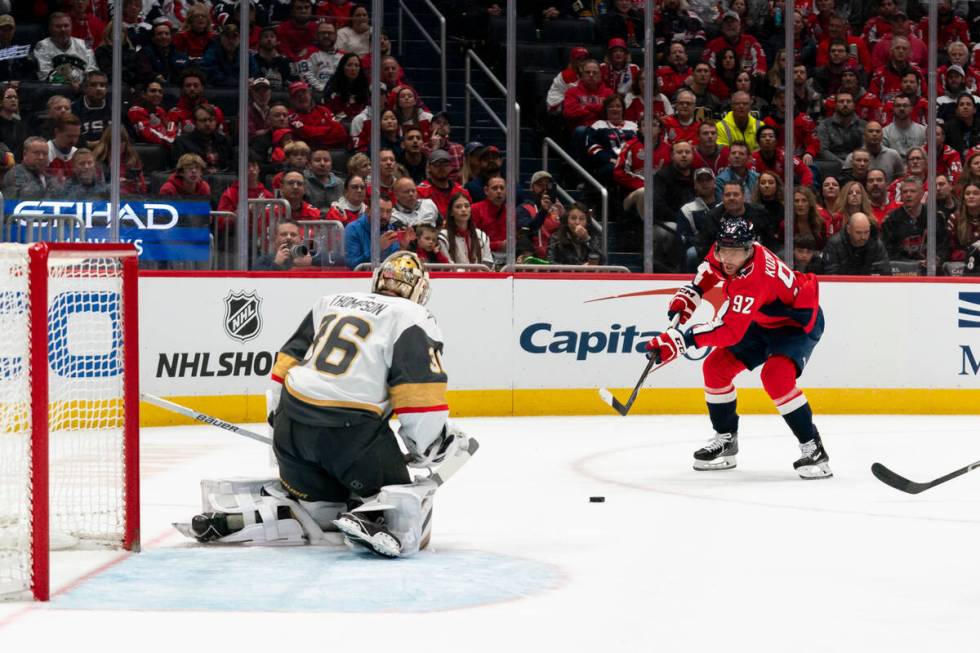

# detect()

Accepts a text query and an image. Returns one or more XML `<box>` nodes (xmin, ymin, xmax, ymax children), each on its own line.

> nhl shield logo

<box><xmin>224</xmin><ymin>291</ymin><xmax>263</xmax><ymax>343</ymax></box>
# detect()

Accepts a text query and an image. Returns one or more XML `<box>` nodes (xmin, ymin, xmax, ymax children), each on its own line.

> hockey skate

<box><xmin>173</xmin><ymin>512</ymin><xmax>237</xmax><ymax>543</ymax></box>
<box><xmin>693</xmin><ymin>432</ymin><xmax>738</xmax><ymax>470</ymax></box>
<box><xmin>333</xmin><ymin>511</ymin><xmax>402</xmax><ymax>558</ymax></box>
<box><xmin>794</xmin><ymin>435</ymin><xmax>833</xmax><ymax>479</ymax></box>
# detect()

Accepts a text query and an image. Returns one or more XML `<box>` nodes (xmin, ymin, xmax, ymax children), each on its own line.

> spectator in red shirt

<box><xmin>281</xmin><ymin>169</ymin><xmax>325</xmax><ymax>220</ymax></box>
<box><xmin>656</xmin><ymin>42</ymin><xmax>691</xmax><ymax>102</ymax></box>
<box><xmin>325</xmin><ymin>175</ymin><xmax>367</xmax><ymax>224</ymax></box>
<box><xmin>68</xmin><ymin>0</ymin><xmax>105</xmax><ymax>49</ymax></box>
<box><xmin>160</xmin><ymin>153</ymin><xmax>210</xmax><ymax>198</ymax></box>
<box><xmin>276</xmin><ymin>0</ymin><xmax>318</xmax><ymax>62</ymax></box>
<box><xmin>814</xmin><ymin>13</ymin><xmax>870</xmax><ymax>72</ymax></box>
<box><xmin>866</xmin><ymin>168</ymin><xmax>896</xmax><ymax>226</ymax></box>
<box><xmin>216</xmin><ymin>156</ymin><xmax>273</xmax><ymax>232</ymax></box>
<box><xmin>871</xmin><ymin>15</ymin><xmax>927</xmax><ymax>72</ymax></box>
<box><xmin>412</xmin><ymin>223</ymin><xmax>450</xmax><ymax>264</ymax></box>
<box><xmin>752</xmin><ymin>124</ymin><xmax>814</xmax><ymax>189</ymax></box>
<box><xmin>288</xmin><ymin>80</ymin><xmax>348</xmax><ymax>150</ymax></box>
<box><xmin>614</xmin><ymin>116</ymin><xmax>672</xmax><ymax>193</ymax></box>
<box><xmin>323</xmin><ymin>53</ymin><xmax>369</xmax><ymax>123</ymax></box>
<box><xmin>417</xmin><ymin>149</ymin><xmax>469</xmax><ymax>219</ymax></box>
<box><xmin>471</xmin><ymin>175</ymin><xmax>508</xmax><ymax>252</ymax></box>
<box><xmin>692</xmin><ymin>121</ymin><xmax>730</xmax><ymax>174</ymax></box>
<box><xmin>173</xmin><ymin>4</ymin><xmax>213</xmax><ymax>59</ymax></box>
<box><xmin>600</xmin><ymin>38</ymin><xmax>640</xmax><ymax>96</ymax></box>
<box><xmin>861</xmin><ymin>0</ymin><xmax>900</xmax><ymax>49</ymax></box>
<box><xmin>919</xmin><ymin>0</ymin><xmax>969</xmax><ymax>54</ymax></box>
<box><xmin>702</xmin><ymin>11</ymin><xmax>767</xmax><ymax>79</ymax></box>
<box><xmin>563</xmin><ymin>60</ymin><xmax>613</xmax><ymax>131</ymax></box>
<box><xmin>317</xmin><ymin>0</ymin><xmax>355</xmax><ymax>27</ymax></box>
<box><xmin>128</xmin><ymin>81</ymin><xmax>177</xmax><ymax>147</ymax></box>
<box><xmin>167</xmin><ymin>68</ymin><xmax>227</xmax><ymax>137</ymax></box>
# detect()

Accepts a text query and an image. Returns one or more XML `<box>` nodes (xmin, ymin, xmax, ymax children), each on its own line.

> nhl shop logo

<box><xmin>223</xmin><ymin>291</ymin><xmax>263</xmax><ymax>343</ymax></box>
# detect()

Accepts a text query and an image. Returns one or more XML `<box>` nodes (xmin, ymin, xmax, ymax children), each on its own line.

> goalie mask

<box><xmin>372</xmin><ymin>251</ymin><xmax>431</xmax><ymax>305</ymax></box>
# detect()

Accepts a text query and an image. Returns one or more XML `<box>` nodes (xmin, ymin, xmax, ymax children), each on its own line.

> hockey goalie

<box><xmin>175</xmin><ymin>252</ymin><xmax>478</xmax><ymax>557</ymax></box>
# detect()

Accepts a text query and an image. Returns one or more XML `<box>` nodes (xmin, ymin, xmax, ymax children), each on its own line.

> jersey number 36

<box><xmin>307</xmin><ymin>314</ymin><xmax>372</xmax><ymax>376</ymax></box>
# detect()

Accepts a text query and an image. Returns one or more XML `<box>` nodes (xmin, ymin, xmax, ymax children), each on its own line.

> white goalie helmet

<box><xmin>372</xmin><ymin>251</ymin><xmax>431</xmax><ymax>305</ymax></box>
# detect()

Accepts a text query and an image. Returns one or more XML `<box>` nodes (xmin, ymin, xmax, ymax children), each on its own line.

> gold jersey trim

<box><xmin>389</xmin><ymin>382</ymin><xmax>449</xmax><ymax>410</ymax></box>
<box><xmin>272</xmin><ymin>352</ymin><xmax>301</xmax><ymax>379</ymax></box>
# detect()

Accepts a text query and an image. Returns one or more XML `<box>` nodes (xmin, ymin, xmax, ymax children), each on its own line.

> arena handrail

<box><xmin>398</xmin><ymin>0</ymin><xmax>447</xmax><ymax>112</ymax></box>
<box><xmin>354</xmin><ymin>262</ymin><xmax>493</xmax><ymax>272</ymax></box>
<box><xmin>541</xmin><ymin>137</ymin><xmax>609</xmax><ymax>259</ymax></box>
<box><xmin>464</xmin><ymin>50</ymin><xmax>520</xmax><ymax>143</ymax></box>
<box><xmin>499</xmin><ymin>263</ymin><xmax>629</xmax><ymax>273</ymax></box>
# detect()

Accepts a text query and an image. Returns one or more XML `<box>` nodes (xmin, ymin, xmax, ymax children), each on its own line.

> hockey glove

<box><xmin>646</xmin><ymin>327</ymin><xmax>687</xmax><ymax>364</ymax></box>
<box><xmin>667</xmin><ymin>284</ymin><xmax>702</xmax><ymax>326</ymax></box>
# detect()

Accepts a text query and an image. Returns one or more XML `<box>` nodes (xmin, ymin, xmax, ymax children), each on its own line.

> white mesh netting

<box><xmin>0</xmin><ymin>244</ymin><xmax>131</xmax><ymax>599</ymax></box>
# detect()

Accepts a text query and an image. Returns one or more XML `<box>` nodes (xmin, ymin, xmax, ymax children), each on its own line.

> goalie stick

<box><xmin>871</xmin><ymin>460</ymin><xmax>980</xmax><ymax>495</ymax></box>
<box><xmin>598</xmin><ymin>316</ymin><xmax>679</xmax><ymax>416</ymax></box>
<box><xmin>140</xmin><ymin>393</ymin><xmax>475</xmax><ymax>487</ymax></box>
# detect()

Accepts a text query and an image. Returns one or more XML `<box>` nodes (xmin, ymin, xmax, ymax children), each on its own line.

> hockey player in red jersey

<box><xmin>646</xmin><ymin>211</ymin><xmax>831</xmax><ymax>479</ymax></box>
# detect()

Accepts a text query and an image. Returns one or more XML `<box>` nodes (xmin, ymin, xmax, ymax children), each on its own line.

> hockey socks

<box><xmin>705</xmin><ymin>384</ymin><xmax>739</xmax><ymax>435</ymax></box>
<box><xmin>761</xmin><ymin>356</ymin><xmax>817</xmax><ymax>443</ymax></box>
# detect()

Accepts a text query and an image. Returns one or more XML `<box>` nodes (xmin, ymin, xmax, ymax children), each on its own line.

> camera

<box><xmin>289</xmin><ymin>244</ymin><xmax>309</xmax><ymax>258</ymax></box>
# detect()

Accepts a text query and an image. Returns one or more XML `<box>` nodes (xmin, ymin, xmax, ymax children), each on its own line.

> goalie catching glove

<box><xmin>667</xmin><ymin>284</ymin><xmax>702</xmax><ymax>326</ymax></box>
<box><xmin>646</xmin><ymin>327</ymin><xmax>688</xmax><ymax>364</ymax></box>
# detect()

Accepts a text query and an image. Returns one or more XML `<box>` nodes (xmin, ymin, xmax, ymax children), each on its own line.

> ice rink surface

<box><xmin>2</xmin><ymin>414</ymin><xmax>979</xmax><ymax>652</ymax></box>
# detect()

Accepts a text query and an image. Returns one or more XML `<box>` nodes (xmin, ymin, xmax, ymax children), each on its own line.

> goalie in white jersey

<box><xmin>179</xmin><ymin>252</ymin><xmax>476</xmax><ymax>557</ymax></box>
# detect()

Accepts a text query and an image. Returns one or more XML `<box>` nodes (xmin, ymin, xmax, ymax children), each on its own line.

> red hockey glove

<box><xmin>645</xmin><ymin>327</ymin><xmax>687</xmax><ymax>364</ymax></box>
<box><xmin>667</xmin><ymin>284</ymin><xmax>702</xmax><ymax>326</ymax></box>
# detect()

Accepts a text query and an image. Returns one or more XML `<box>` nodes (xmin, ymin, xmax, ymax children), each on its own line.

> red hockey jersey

<box><xmin>688</xmin><ymin>243</ymin><xmax>820</xmax><ymax>349</ymax></box>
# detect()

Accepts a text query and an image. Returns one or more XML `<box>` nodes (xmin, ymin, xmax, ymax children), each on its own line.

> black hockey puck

<box><xmin>589</xmin><ymin>496</ymin><xmax>605</xmax><ymax>503</ymax></box>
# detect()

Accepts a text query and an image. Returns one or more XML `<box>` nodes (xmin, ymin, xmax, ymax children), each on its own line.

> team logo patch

<box><xmin>223</xmin><ymin>291</ymin><xmax>263</xmax><ymax>342</ymax></box>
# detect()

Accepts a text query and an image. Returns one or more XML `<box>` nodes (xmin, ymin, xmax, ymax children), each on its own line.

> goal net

<box><xmin>0</xmin><ymin>243</ymin><xmax>139</xmax><ymax>601</ymax></box>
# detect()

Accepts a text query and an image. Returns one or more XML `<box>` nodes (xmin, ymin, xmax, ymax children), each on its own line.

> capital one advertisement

<box><xmin>138</xmin><ymin>275</ymin><xmax>980</xmax><ymax>414</ymax></box>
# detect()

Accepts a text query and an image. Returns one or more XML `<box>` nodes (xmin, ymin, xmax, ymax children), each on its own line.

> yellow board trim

<box><xmin>139</xmin><ymin>388</ymin><xmax>980</xmax><ymax>427</ymax></box>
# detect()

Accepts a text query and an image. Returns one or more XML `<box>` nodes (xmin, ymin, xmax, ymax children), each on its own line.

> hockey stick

<box><xmin>141</xmin><ymin>393</ymin><xmax>272</xmax><ymax>445</ymax></box>
<box><xmin>871</xmin><ymin>460</ymin><xmax>980</xmax><ymax>495</ymax></box>
<box><xmin>598</xmin><ymin>316</ymin><xmax>679</xmax><ymax>416</ymax></box>
<box><xmin>141</xmin><ymin>393</ymin><xmax>476</xmax><ymax>485</ymax></box>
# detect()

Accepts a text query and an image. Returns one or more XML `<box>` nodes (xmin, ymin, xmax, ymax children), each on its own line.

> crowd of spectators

<box><xmin>1</xmin><ymin>1</ymin><xmax>979</xmax><ymax>274</ymax></box>
<box><xmin>492</xmin><ymin>0</ymin><xmax>980</xmax><ymax>274</ymax></box>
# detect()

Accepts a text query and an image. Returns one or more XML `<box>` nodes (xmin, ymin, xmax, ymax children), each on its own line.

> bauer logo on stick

<box><xmin>223</xmin><ymin>291</ymin><xmax>263</xmax><ymax>343</ymax></box>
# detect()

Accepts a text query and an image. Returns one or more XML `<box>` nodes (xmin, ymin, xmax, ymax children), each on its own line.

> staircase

<box><xmin>385</xmin><ymin>3</ymin><xmax>640</xmax><ymax>270</ymax></box>
<box><xmin>384</xmin><ymin>2</ymin><xmax>541</xmax><ymax>183</ymax></box>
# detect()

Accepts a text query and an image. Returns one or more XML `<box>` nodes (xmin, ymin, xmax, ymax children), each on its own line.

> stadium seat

<box><xmin>133</xmin><ymin>144</ymin><xmax>169</xmax><ymax>173</ymax></box>
<box><xmin>207</xmin><ymin>173</ymin><xmax>237</xmax><ymax>207</ymax></box>
<box><xmin>488</xmin><ymin>17</ymin><xmax>535</xmax><ymax>43</ymax></box>
<box><xmin>330</xmin><ymin>149</ymin><xmax>350</xmax><ymax>177</ymax></box>
<box><xmin>510</xmin><ymin>43</ymin><xmax>562</xmax><ymax>71</ymax></box>
<box><xmin>12</xmin><ymin>23</ymin><xmax>44</xmax><ymax>47</ymax></box>
<box><xmin>541</xmin><ymin>19</ymin><xmax>595</xmax><ymax>45</ymax></box>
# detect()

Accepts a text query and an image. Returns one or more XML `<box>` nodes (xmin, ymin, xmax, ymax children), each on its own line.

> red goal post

<box><xmin>0</xmin><ymin>243</ymin><xmax>140</xmax><ymax>602</ymax></box>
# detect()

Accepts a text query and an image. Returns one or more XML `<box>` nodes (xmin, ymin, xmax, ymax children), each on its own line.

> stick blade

<box><xmin>871</xmin><ymin>462</ymin><xmax>928</xmax><ymax>494</ymax></box>
<box><xmin>598</xmin><ymin>388</ymin><xmax>629</xmax><ymax>416</ymax></box>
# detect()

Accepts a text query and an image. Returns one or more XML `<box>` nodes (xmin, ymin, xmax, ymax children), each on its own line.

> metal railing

<box><xmin>500</xmin><ymin>263</ymin><xmax>630</xmax><ymax>273</ymax></box>
<box><xmin>541</xmin><ymin>137</ymin><xmax>609</xmax><ymax>258</ymax></box>
<box><xmin>464</xmin><ymin>49</ymin><xmax>520</xmax><ymax>143</ymax></box>
<box><xmin>210</xmin><ymin>210</ymin><xmax>235</xmax><ymax>270</ymax></box>
<box><xmin>3</xmin><ymin>214</ymin><xmax>86</xmax><ymax>243</ymax></box>
<box><xmin>247</xmin><ymin>198</ymin><xmax>291</xmax><ymax>268</ymax></box>
<box><xmin>398</xmin><ymin>0</ymin><xmax>447</xmax><ymax>112</ymax></box>
<box><xmin>354</xmin><ymin>262</ymin><xmax>492</xmax><ymax>272</ymax></box>
<box><xmin>297</xmin><ymin>219</ymin><xmax>347</xmax><ymax>268</ymax></box>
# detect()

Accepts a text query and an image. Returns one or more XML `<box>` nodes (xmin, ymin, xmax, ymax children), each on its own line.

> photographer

<box><xmin>253</xmin><ymin>219</ymin><xmax>318</xmax><ymax>271</ymax></box>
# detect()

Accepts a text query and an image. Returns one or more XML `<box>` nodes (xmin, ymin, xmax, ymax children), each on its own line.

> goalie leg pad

<box><xmin>347</xmin><ymin>480</ymin><xmax>437</xmax><ymax>557</ymax></box>
<box><xmin>174</xmin><ymin>478</ymin><xmax>345</xmax><ymax>546</ymax></box>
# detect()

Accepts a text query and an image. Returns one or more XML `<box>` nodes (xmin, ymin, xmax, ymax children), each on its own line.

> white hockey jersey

<box><xmin>272</xmin><ymin>291</ymin><xmax>448</xmax><ymax>450</ymax></box>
